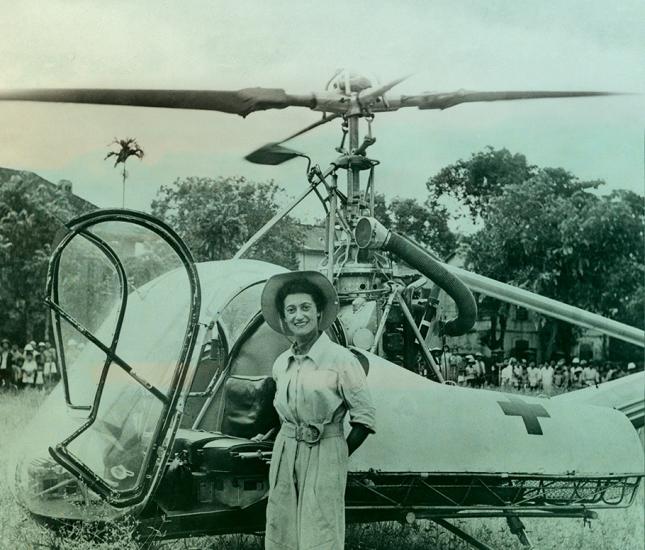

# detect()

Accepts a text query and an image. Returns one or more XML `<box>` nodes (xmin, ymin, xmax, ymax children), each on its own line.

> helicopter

<box><xmin>2</xmin><ymin>72</ymin><xmax>644</xmax><ymax>550</ymax></box>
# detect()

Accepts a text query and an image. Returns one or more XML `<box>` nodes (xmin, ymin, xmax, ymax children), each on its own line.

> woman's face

<box><xmin>283</xmin><ymin>292</ymin><xmax>319</xmax><ymax>338</ymax></box>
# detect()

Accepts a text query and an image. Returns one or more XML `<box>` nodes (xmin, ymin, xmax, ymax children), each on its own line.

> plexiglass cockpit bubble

<box><xmin>12</xmin><ymin>213</ymin><xmax>201</xmax><ymax>519</ymax></box>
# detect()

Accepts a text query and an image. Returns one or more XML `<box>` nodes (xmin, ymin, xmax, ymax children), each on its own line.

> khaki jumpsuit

<box><xmin>266</xmin><ymin>333</ymin><xmax>375</xmax><ymax>550</ymax></box>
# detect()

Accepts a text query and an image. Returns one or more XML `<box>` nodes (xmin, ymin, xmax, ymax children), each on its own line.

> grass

<box><xmin>1</xmin><ymin>388</ymin><xmax>642</xmax><ymax>550</ymax></box>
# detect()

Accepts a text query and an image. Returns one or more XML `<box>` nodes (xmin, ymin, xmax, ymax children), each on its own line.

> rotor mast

<box><xmin>348</xmin><ymin>115</ymin><xmax>361</xmax><ymax>219</ymax></box>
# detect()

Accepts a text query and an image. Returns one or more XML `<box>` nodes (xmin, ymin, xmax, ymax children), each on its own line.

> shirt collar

<box><xmin>288</xmin><ymin>331</ymin><xmax>331</xmax><ymax>366</ymax></box>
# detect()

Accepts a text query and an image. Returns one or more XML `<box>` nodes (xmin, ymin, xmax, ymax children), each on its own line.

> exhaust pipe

<box><xmin>355</xmin><ymin>217</ymin><xmax>477</xmax><ymax>337</ymax></box>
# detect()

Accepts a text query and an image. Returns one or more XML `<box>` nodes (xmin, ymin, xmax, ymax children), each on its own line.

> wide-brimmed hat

<box><xmin>261</xmin><ymin>271</ymin><xmax>339</xmax><ymax>335</ymax></box>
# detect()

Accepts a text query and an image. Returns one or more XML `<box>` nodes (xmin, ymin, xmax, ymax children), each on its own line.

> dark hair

<box><xmin>275</xmin><ymin>279</ymin><xmax>326</xmax><ymax>318</ymax></box>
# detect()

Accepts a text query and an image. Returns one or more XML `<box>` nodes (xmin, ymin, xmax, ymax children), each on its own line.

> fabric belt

<box><xmin>281</xmin><ymin>422</ymin><xmax>343</xmax><ymax>445</ymax></box>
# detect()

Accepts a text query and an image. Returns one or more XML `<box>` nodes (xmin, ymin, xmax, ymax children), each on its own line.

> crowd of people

<box><xmin>0</xmin><ymin>337</ymin><xmax>59</xmax><ymax>391</ymax></box>
<box><xmin>439</xmin><ymin>352</ymin><xmax>639</xmax><ymax>395</ymax></box>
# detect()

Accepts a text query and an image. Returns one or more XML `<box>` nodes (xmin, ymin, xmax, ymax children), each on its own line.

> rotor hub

<box><xmin>329</xmin><ymin>71</ymin><xmax>373</xmax><ymax>96</ymax></box>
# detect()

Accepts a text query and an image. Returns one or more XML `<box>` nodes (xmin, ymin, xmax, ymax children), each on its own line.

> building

<box><xmin>0</xmin><ymin>167</ymin><xmax>96</xmax><ymax>215</ymax></box>
<box><xmin>0</xmin><ymin>167</ymin><xmax>97</xmax><ymax>343</ymax></box>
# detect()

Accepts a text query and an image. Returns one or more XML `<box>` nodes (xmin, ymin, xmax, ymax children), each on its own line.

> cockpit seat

<box><xmin>221</xmin><ymin>375</ymin><xmax>279</xmax><ymax>440</ymax></box>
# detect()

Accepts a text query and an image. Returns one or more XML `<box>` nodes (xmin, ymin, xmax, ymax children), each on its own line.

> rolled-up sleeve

<box><xmin>338</xmin><ymin>355</ymin><xmax>376</xmax><ymax>434</ymax></box>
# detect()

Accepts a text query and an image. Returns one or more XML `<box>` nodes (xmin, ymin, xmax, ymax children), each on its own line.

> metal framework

<box><xmin>44</xmin><ymin>209</ymin><xmax>203</xmax><ymax>508</ymax></box>
<box><xmin>346</xmin><ymin>472</ymin><xmax>642</xmax><ymax>515</ymax></box>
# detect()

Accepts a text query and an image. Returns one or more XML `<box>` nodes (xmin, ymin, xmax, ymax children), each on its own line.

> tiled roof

<box><xmin>0</xmin><ymin>167</ymin><xmax>97</xmax><ymax>215</ymax></box>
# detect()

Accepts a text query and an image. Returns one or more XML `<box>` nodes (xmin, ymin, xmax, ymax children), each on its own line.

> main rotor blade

<box><xmin>399</xmin><ymin>89</ymin><xmax>623</xmax><ymax>110</ymax></box>
<box><xmin>0</xmin><ymin>88</ymin><xmax>314</xmax><ymax>117</ymax></box>
<box><xmin>245</xmin><ymin>113</ymin><xmax>339</xmax><ymax>165</ymax></box>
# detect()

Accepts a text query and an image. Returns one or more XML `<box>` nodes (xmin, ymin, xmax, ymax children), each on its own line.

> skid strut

<box><xmin>505</xmin><ymin>513</ymin><xmax>533</xmax><ymax>548</ymax></box>
<box><xmin>433</xmin><ymin>515</ymin><xmax>534</xmax><ymax>550</ymax></box>
<box><xmin>432</xmin><ymin>519</ymin><xmax>496</xmax><ymax>550</ymax></box>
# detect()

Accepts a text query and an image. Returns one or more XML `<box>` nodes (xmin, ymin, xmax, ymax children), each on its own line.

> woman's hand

<box><xmin>250</xmin><ymin>427</ymin><xmax>277</xmax><ymax>442</ymax></box>
<box><xmin>346</xmin><ymin>424</ymin><xmax>372</xmax><ymax>456</ymax></box>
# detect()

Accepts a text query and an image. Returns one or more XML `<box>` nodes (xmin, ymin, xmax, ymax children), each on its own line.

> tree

<box><xmin>150</xmin><ymin>176</ymin><xmax>303</xmax><ymax>268</ymax></box>
<box><xmin>426</xmin><ymin>146</ymin><xmax>602</xmax><ymax>221</ymax></box>
<box><xmin>0</xmin><ymin>173</ymin><xmax>76</xmax><ymax>343</ymax></box>
<box><xmin>105</xmin><ymin>138</ymin><xmax>144</xmax><ymax>208</ymax></box>
<box><xmin>465</xmin><ymin>175</ymin><xmax>644</xmax><ymax>359</ymax></box>
<box><xmin>373</xmin><ymin>194</ymin><xmax>457</xmax><ymax>259</ymax></box>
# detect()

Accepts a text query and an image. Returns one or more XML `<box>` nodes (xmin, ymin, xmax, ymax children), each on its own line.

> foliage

<box><xmin>427</xmin><ymin>146</ymin><xmax>602</xmax><ymax>221</ymax></box>
<box><xmin>151</xmin><ymin>176</ymin><xmax>304</xmax><ymax>269</ymax></box>
<box><xmin>105</xmin><ymin>138</ymin><xmax>145</xmax><ymax>168</ymax></box>
<box><xmin>426</xmin><ymin>146</ymin><xmax>642</xmax><ymax>359</ymax></box>
<box><xmin>374</xmin><ymin>193</ymin><xmax>457</xmax><ymax>259</ymax></box>
<box><xmin>0</xmin><ymin>172</ymin><xmax>76</xmax><ymax>343</ymax></box>
<box><xmin>105</xmin><ymin>137</ymin><xmax>145</xmax><ymax>208</ymax></box>
<box><xmin>465</xmin><ymin>176</ymin><xmax>644</xmax><ymax>357</ymax></box>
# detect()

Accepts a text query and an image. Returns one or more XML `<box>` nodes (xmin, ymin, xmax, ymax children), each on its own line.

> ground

<box><xmin>1</xmin><ymin>388</ymin><xmax>642</xmax><ymax>550</ymax></box>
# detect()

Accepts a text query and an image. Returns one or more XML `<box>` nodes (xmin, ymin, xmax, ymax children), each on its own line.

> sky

<box><xmin>0</xmin><ymin>0</ymin><xmax>643</xmax><ymax>228</ymax></box>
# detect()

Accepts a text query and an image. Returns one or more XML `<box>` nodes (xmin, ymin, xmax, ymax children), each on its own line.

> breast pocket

<box><xmin>300</xmin><ymin>368</ymin><xmax>341</xmax><ymax>423</ymax></box>
<box><xmin>301</xmin><ymin>368</ymin><xmax>338</xmax><ymax>395</ymax></box>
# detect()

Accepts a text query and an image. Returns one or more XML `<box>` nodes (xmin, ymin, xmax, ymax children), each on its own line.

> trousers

<box><xmin>265</xmin><ymin>423</ymin><xmax>348</xmax><ymax>549</ymax></box>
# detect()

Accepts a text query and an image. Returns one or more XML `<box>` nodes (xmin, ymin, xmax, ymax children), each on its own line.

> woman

<box><xmin>258</xmin><ymin>271</ymin><xmax>376</xmax><ymax>550</ymax></box>
<box><xmin>21</xmin><ymin>345</ymin><xmax>37</xmax><ymax>387</ymax></box>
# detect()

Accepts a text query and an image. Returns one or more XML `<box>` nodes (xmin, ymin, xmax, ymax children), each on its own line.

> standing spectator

<box><xmin>13</xmin><ymin>355</ymin><xmax>25</xmax><ymax>388</ymax></box>
<box><xmin>520</xmin><ymin>359</ymin><xmax>530</xmax><ymax>389</ymax></box>
<box><xmin>614</xmin><ymin>363</ymin><xmax>627</xmax><ymax>379</ymax></box>
<box><xmin>512</xmin><ymin>358</ymin><xmax>523</xmax><ymax>390</ymax></box>
<box><xmin>541</xmin><ymin>362</ymin><xmax>555</xmax><ymax>395</ymax></box>
<box><xmin>553</xmin><ymin>359</ymin><xmax>568</xmax><ymax>390</ymax></box>
<box><xmin>10</xmin><ymin>344</ymin><xmax>23</xmax><ymax>385</ymax></box>
<box><xmin>464</xmin><ymin>355</ymin><xmax>476</xmax><ymax>387</ymax></box>
<box><xmin>455</xmin><ymin>355</ymin><xmax>466</xmax><ymax>386</ymax></box>
<box><xmin>602</xmin><ymin>362</ymin><xmax>618</xmax><ymax>382</ymax></box>
<box><xmin>592</xmin><ymin>361</ymin><xmax>601</xmax><ymax>384</ymax></box>
<box><xmin>10</xmin><ymin>342</ymin><xmax>21</xmax><ymax>362</ymax></box>
<box><xmin>474</xmin><ymin>353</ymin><xmax>486</xmax><ymax>387</ymax></box>
<box><xmin>22</xmin><ymin>345</ymin><xmax>37</xmax><ymax>387</ymax></box>
<box><xmin>527</xmin><ymin>361</ymin><xmax>541</xmax><ymax>391</ymax></box>
<box><xmin>570</xmin><ymin>357</ymin><xmax>580</xmax><ymax>387</ymax></box>
<box><xmin>570</xmin><ymin>358</ymin><xmax>583</xmax><ymax>389</ymax></box>
<box><xmin>0</xmin><ymin>338</ymin><xmax>13</xmax><ymax>388</ymax></box>
<box><xmin>34</xmin><ymin>351</ymin><xmax>45</xmax><ymax>390</ymax></box>
<box><xmin>43</xmin><ymin>341</ymin><xmax>58</xmax><ymax>386</ymax></box>
<box><xmin>581</xmin><ymin>360</ymin><xmax>593</xmax><ymax>386</ymax></box>
<box><xmin>489</xmin><ymin>361</ymin><xmax>500</xmax><ymax>387</ymax></box>
<box><xmin>500</xmin><ymin>360</ymin><xmax>513</xmax><ymax>388</ymax></box>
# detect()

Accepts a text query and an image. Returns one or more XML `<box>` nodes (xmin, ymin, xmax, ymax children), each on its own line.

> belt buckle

<box><xmin>296</xmin><ymin>424</ymin><xmax>321</xmax><ymax>445</ymax></box>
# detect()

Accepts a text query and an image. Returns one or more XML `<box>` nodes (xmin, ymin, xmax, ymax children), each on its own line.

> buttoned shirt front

<box><xmin>272</xmin><ymin>332</ymin><xmax>375</xmax><ymax>434</ymax></box>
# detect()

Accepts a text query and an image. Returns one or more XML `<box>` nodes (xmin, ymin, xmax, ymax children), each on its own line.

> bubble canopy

<box><xmin>43</xmin><ymin>209</ymin><xmax>202</xmax><ymax>508</ymax></box>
